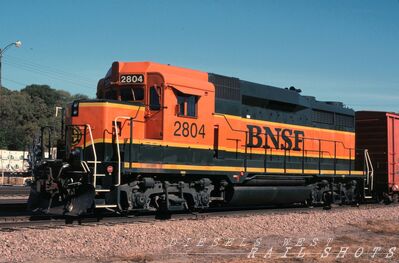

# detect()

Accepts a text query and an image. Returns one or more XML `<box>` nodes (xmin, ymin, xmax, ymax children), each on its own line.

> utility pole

<box><xmin>0</xmin><ymin>40</ymin><xmax>22</xmax><ymax>89</ymax></box>
<box><xmin>0</xmin><ymin>41</ymin><xmax>22</xmax><ymax>143</ymax></box>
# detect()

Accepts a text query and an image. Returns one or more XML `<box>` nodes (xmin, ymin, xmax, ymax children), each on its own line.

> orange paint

<box><xmin>69</xmin><ymin>61</ymin><xmax>355</xmax><ymax>162</ymax></box>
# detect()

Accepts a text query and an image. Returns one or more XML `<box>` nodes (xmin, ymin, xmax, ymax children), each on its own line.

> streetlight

<box><xmin>0</xmin><ymin>41</ymin><xmax>21</xmax><ymax>179</ymax></box>
<box><xmin>0</xmin><ymin>40</ymin><xmax>22</xmax><ymax>90</ymax></box>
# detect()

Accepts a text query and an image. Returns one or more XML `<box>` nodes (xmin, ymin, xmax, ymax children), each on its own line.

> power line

<box><xmin>2</xmin><ymin>54</ymin><xmax>103</xmax><ymax>91</ymax></box>
<box><xmin>1</xmin><ymin>77</ymin><xmax>29</xmax><ymax>87</ymax></box>
<box><xmin>3</xmin><ymin>61</ymin><xmax>95</xmax><ymax>90</ymax></box>
<box><xmin>5</xmin><ymin>54</ymin><xmax>98</xmax><ymax>83</ymax></box>
<box><xmin>3</xmin><ymin>58</ymin><xmax>94</xmax><ymax>86</ymax></box>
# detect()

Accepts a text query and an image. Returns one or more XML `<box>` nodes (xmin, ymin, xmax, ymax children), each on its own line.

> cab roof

<box><xmin>111</xmin><ymin>61</ymin><xmax>214</xmax><ymax>92</ymax></box>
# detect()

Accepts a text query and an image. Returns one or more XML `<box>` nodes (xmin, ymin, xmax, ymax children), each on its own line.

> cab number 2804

<box><xmin>174</xmin><ymin>121</ymin><xmax>205</xmax><ymax>138</ymax></box>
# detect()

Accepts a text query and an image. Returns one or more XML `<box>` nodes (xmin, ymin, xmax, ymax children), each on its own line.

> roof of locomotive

<box><xmin>107</xmin><ymin>61</ymin><xmax>353</xmax><ymax>116</ymax></box>
<box><xmin>208</xmin><ymin>71</ymin><xmax>354</xmax><ymax>116</ymax></box>
<box><xmin>110</xmin><ymin>61</ymin><xmax>214</xmax><ymax>92</ymax></box>
<box><xmin>239</xmin><ymin>79</ymin><xmax>354</xmax><ymax>115</ymax></box>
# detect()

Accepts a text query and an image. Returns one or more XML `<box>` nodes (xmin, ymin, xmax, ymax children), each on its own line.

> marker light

<box><xmin>106</xmin><ymin>165</ymin><xmax>114</xmax><ymax>175</ymax></box>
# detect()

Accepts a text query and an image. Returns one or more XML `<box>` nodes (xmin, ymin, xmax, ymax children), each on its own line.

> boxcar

<box><xmin>356</xmin><ymin>111</ymin><xmax>399</xmax><ymax>201</ymax></box>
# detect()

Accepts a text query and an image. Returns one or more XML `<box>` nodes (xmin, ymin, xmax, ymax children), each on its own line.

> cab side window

<box><xmin>187</xmin><ymin>96</ymin><xmax>197</xmax><ymax>117</ymax></box>
<box><xmin>176</xmin><ymin>92</ymin><xmax>198</xmax><ymax>117</ymax></box>
<box><xmin>177</xmin><ymin>95</ymin><xmax>185</xmax><ymax>115</ymax></box>
<box><xmin>149</xmin><ymin>86</ymin><xmax>161</xmax><ymax>110</ymax></box>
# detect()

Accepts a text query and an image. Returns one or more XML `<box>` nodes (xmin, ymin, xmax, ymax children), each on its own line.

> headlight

<box><xmin>70</xmin><ymin>148</ymin><xmax>82</xmax><ymax>161</ymax></box>
<box><xmin>71</xmin><ymin>101</ymin><xmax>79</xmax><ymax>116</ymax></box>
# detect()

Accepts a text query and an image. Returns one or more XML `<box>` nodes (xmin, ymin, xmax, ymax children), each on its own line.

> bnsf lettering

<box><xmin>247</xmin><ymin>125</ymin><xmax>305</xmax><ymax>151</ymax></box>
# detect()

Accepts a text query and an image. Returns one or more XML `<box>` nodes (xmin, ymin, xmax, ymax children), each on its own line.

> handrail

<box><xmin>86</xmin><ymin>124</ymin><xmax>98</xmax><ymax>185</ymax></box>
<box><xmin>214</xmin><ymin>113</ymin><xmax>354</xmax><ymax>151</ymax></box>
<box><xmin>214</xmin><ymin>112</ymin><xmax>359</xmax><ymax>175</ymax></box>
<box><xmin>114</xmin><ymin>116</ymin><xmax>132</xmax><ymax>187</ymax></box>
<box><xmin>364</xmin><ymin>149</ymin><xmax>374</xmax><ymax>191</ymax></box>
<box><xmin>64</xmin><ymin>124</ymin><xmax>98</xmax><ymax>184</ymax></box>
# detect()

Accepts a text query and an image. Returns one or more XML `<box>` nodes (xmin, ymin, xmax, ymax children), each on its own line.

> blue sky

<box><xmin>1</xmin><ymin>0</ymin><xmax>398</xmax><ymax>111</ymax></box>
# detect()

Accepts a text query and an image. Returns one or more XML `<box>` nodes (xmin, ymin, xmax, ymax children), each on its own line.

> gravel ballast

<box><xmin>0</xmin><ymin>205</ymin><xmax>398</xmax><ymax>262</ymax></box>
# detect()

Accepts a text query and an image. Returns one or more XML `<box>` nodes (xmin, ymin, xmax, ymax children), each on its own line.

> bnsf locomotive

<box><xmin>29</xmin><ymin>61</ymin><xmax>391</xmax><ymax>215</ymax></box>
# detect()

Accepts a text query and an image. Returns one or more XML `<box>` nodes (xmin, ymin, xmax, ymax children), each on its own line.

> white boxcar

<box><xmin>0</xmin><ymin>150</ymin><xmax>30</xmax><ymax>175</ymax></box>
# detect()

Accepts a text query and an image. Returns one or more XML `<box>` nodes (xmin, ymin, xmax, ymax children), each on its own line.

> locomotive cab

<box><xmin>30</xmin><ymin>62</ymin><xmax>217</xmax><ymax>215</ymax></box>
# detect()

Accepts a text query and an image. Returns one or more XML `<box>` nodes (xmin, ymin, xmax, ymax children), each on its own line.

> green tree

<box><xmin>0</xmin><ymin>85</ymin><xmax>90</xmax><ymax>150</ymax></box>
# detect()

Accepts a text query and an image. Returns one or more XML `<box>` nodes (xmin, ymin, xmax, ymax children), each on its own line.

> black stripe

<box><xmin>82</xmin><ymin>142</ymin><xmax>354</xmax><ymax>173</ymax></box>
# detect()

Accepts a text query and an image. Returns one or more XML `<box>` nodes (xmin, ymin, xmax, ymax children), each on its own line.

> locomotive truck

<box><xmin>29</xmin><ymin>61</ymin><xmax>379</xmax><ymax>215</ymax></box>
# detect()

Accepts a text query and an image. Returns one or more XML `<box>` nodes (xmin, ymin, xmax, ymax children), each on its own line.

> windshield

<box><xmin>120</xmin><ymin>86</ymin><xmax>144</xmax><ymax>101</ymax></box>
<box><xmin>105</xmin><ymin>89</ymin><xmax>118</xmax><ymax>100</ymax></box>
<box><xmin>103</xmin><ymin>85</ymin><xmax>145</xmax><ymax>101</ymax></box>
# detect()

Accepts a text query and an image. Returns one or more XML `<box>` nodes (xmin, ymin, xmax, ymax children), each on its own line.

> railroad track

<box><xmin>0</xmin><ymin>186</ymin><xmax>30</xmax><ymax>219</ymax></box>
<box><xmin>1</xmin><ymin>203</ymin><xmax>393</xmax><ymax>232</ymax></box>
<box><xmin>0</xmin><ymin>198</ymin><xmax>28</xmax><ymax>205</ymax></box>
<box><xmin>0</xmin><ymin>204</ymin><xmax>314</xmax><ymax>231</ymax></box>
<box><xmin>0</xmin><ymin>186</ymin><xmax>30</xmax><ymax>196</ymax></box>
<box><xmin>0</xmin><ymin>201</ymin><xmax>28</xmax><ymax>214</ymax></box>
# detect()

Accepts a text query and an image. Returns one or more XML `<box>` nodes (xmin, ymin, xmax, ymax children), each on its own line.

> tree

<box><xmin>0</xmin><ymin>84</ymin><xmax>91</xmax><ymax>150</ymax></box>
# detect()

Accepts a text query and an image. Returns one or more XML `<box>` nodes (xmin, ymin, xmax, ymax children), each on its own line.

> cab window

<box><xmin>149</xmin><ymin>86</ymin><xmax>161</xmax><ymax>110</ymax></box>
<box><xmin>187</xmin><ymin>96</ymin><xmax>196</xmax><ymax>116</ymax></box>
<box><xmin>176</xmin><ymin>92</ymin><xmax>198</xmax><ymax>117</ymax></box>
<box><xmin>105</xmin><ymin>89</ymin><xmax>118</xmax><ymax>100</ymax></box>
<box><xmin>177</xmin><ymin>96</ymin><xmax>185</xmax><ymax>115</ymax></box>
<box><xmin>120</xmin><ymin>86</ymin><xmax>144</xmax><ymax>101</ymax></box>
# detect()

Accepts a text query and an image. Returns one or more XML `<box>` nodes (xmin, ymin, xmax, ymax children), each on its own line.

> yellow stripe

<box><xmin>89</xmin><ymin>138</ymin><xmax>212</xmax><ymax>150</ymax></box>
<box><xmin>124</xmin><ymin>162</ymin><xmax>364</xmax><ymax>176</ymax></box>
<box><xmin>217</xmin><ymin>145</ymin><xmax>354</xmax><ymax>160</ymax></box>
<box><xmin>85</xmin><ymin>138</ymin><xmax>354</xmax><ymax>160</ymax></box>
<box><xmin>86</xmin><ymin>138</ymin><xmax>353</xmax><ymax>160</ymax></box>
<box><xmin>215</xmin><ymin>114</ymin><xmax>355</xmax><ymax>135</ymax></box>
<box><xmin>79</xmin><ymin>102</ymin><xmax>145</xmax><ymax>111</ymax></box>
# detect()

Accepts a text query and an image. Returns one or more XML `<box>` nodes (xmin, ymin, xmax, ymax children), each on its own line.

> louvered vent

<box><xmin>208</xmin><ymin>73</ymin><xmax>241</xmax><ymax>101</ymax></box>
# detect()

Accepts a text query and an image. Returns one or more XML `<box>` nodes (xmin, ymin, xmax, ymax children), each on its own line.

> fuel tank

<box><xmin>227</xmin><ymin>186</ymin><xmax>311</xmax><ymax>206</ymax></box>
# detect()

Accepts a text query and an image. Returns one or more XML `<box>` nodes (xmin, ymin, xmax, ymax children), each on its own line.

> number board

<box><xmin>174</xmin><ymin>121</ymin><xmax>205</xmax><ymax>139</ymax></box>
<box><xmin>120</xmin><ymin>74</ymin><xmax>145</xmax><ymax>84</ymax></box>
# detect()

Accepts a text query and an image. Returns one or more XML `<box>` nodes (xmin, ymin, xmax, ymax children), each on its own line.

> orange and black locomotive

<box><xmin>29</xmin><ymin>61</ymin><xmax>372</xmax><ymax>215</ymax></box>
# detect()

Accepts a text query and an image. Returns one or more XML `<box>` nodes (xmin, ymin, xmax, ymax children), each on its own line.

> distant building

<box><xmin>0</xmin><ymin>150</ymin><xmax>30</xmax><ymax>176</ymax></box>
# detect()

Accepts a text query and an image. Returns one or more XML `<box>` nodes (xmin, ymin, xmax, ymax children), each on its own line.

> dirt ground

<box><xmin>2</xmin><ymin>205</ymin><xmax>398</xmax><ymax>263</ymax></box>
<box><xmin>37</xmin><ymin>218</ymin><xmax>399</xmax><ymax>263</ymax></box>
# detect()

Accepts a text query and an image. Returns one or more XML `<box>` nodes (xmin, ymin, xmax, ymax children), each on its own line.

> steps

<box><xmin>82</xmin><ymin>124</ymin><xmax>122</xmax><ymax>210</ymax></box>
<box><xmin>363</xmin><ymin>150</ymin><xmax>374</xmax><ymax>200</ymax></box>
<box><xmin>84</xmin><ymin>158</ymin><xmax>117</xmax><ymax>209</ymax></box>
<box><xmin>88</xmin><ymin>161</ymin><xmax>116</xmax><ymax>209</ymax></box>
